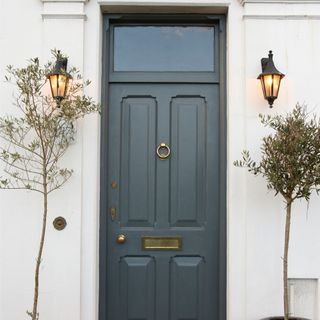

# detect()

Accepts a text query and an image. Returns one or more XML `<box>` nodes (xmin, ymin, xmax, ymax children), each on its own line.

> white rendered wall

<box><xmin>1</xmin><ymin>1</ymin><xmax>320</xmax><ymax>320</ymax></box>
<box><xmin>243</xmin><ymin>3</ymin><xmax>320</xmax><ymax>319</ymax></box>
<box><xmin>0</xmin><ymin>1</ymin><xmax>89</xmax><ymax>320</ymax></box>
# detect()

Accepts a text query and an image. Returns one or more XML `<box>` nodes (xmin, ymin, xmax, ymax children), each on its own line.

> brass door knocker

<box><xmin>156</xmin><ymin>143</ymin><xmax>171</xmax><ymax>160</ymax></box>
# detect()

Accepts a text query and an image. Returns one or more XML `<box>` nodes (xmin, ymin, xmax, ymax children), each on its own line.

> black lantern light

<box><xmin>258</xmin><ymin>50</ymin><xmax>285</xmax><ymax>108</ymax></box>
<box><xmin>47</xmin><ymin>51</ymin><xmax>71</xmax><ymax>105</ymax></box>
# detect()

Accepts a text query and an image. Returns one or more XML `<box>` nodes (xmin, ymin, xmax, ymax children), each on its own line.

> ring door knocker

<box><xmin>156</xmin><ymin>143</ymin><xmax>171</xmax><ymax>160</ymax></box>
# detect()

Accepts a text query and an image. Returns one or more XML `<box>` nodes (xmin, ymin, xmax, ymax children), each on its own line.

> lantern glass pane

<box><xmin>49</xmin><ymin>74</ymin><xmax>67</xmax><ymax>99</ymax></box>
<box><xmin>261</xmin><ymin>74</ymin><xmax>282</xmax><ymax>99</ymax></box>
<box><xmin>260</xmin><ymin>77</ymin><xmax>267</xmax><ymax>99</ymax></box>
<box><xmin>272</xmin><ymin>74</ymin><xmax>281</xmax><ymax>98</ymax></box>
<box><xmin>49</xmin><ymin>74</ymin><xmax>58</xmax><ymax>98</ymax></box>
<box><xmin>262</xmin><ymin>74</ymin><xmax>273</xmax><ymax>98</ymax></box>
<box><xmin>57</xmin><ymin>74</ymin><xmax>67</xmax><ymax>98</ymax></box>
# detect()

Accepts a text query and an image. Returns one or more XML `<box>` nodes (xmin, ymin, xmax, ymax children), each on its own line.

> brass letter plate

<box><xmin>141</xmin><ymin>236</ymin><xmax>182</xmax><ymax>251</ymax></box>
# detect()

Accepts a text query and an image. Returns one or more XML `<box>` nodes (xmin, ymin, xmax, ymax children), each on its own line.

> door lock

<box><xmin>110</xmin><ymin>207</ymin><xmax>116</xmax><ymax>221</ymax></box>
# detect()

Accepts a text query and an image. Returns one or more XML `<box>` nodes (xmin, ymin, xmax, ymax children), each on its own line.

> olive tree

<box><xmin>234</xmin><ymin>105</ymin><xmax>320</xmax><ymax>320</ymax></box>
<box><xmin>0</xmin><ymin>50</ymin><xmax>99</xmax><ymax>320</ymax></box>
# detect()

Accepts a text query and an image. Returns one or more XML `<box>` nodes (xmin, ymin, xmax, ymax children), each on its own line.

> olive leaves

<box><xmin>234</xmin><ymin>105</ymin><xmax>320</xmax><ymax>202</ymax></box>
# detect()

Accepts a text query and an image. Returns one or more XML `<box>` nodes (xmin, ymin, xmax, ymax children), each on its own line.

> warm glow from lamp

<box><xmin>48</xmin><ymin>74</ymin><xmax>69</xmax><ymax>101</ymax></box>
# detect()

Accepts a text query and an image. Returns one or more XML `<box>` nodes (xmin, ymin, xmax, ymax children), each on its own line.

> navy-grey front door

<box><xmin>101</xmin><ymin>17</ymin><xmax>226</xmax><ymax>320</ymax></box>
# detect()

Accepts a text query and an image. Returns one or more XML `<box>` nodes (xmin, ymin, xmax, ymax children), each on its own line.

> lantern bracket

<box><xmin>259</xmin><ymin>51</ymin><xmax>284</xmax><ymax>76</ymax></box>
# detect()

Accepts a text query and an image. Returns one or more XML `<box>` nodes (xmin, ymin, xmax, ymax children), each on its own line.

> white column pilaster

<box><xmin>40</xmin><ymin>2</ymin><xmax>89</xmax><ymax>320</ymax></box>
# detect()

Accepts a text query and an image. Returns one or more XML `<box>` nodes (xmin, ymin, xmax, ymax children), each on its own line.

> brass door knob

<box><xmin>117</xmin><ymin>234</ymin><xmax>126</xmax><ymax>244</ymax></box>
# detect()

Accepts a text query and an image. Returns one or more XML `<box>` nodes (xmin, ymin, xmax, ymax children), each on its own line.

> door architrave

<box><xmin>99</xmin><ymin>14</ymin><xmax>227</xmax><ymax>320</ymax></box>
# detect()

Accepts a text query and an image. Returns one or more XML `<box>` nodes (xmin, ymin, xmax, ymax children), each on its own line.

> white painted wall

<box><xmin>1</xmin><ymin>1</ymin><xmax>320</xmax><ymax>320</ymax></box>
<box><xmin>244</xmin><ymin>3</ymin><xmax>320</xmax><ymax>319</ymax></box>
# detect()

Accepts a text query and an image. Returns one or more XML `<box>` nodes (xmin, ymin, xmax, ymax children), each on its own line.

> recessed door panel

<box><xmin>120</xmin><ymin>97</ymin><xmax>157</xmax><ymax>227</ymax></box>
<box><xmin>119</xmin><ymin>256</ymin><xmax>156</xmax><ymax>320</ymax></box>
<box><xmin>170</xmin><ymin>96</ymin><xmax>206</xmax><ymax>227</ymax></box>
<box><xmin>170</xmin><ymin>256</ymin><xmax>205</xmax><ymax>320</ymax></box>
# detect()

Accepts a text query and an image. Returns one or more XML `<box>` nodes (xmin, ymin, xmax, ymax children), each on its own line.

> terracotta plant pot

<box><xmin>261</xmin><ymin>317</ymin><xmax>310</xmax><ymax>320</ymax></box>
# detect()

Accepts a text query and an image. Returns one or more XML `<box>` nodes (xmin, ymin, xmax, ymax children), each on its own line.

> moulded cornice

<box><xmin>41</xmin><ymin>0</ymin><xmax>88</xmax><ymax>19</ymax></box>
<box><xmin>239</xmin><ymin>0</ymin><xmax>320</xmax><ymax>5</ymax></box>
<box><xmin>41</xmin><ymin>0</ymin><xmax>88</xmax><ymax>3</ymax></box>
<box><xmin>97</xmin><ymin>0</ymin><xmax>230</xmax><ymax>5</ymax></box>
<box><xmin>41</xmin><ymin>13</ymin><xmax>87</xmax><ymax>19</ymax></box>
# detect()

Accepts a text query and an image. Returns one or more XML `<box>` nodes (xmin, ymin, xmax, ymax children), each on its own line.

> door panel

<box><xmin>170</xmin><ymin>256</ymin><xmax>205</xmax><ymax>320</ymax></box>
<box><xmin>120</xmin><ymin>96</ymin><xmax>157</xmax><ymax>227</ymax></box>
<box><xmin>106</xmin><ymin>83</ymin><xmax>220</xmax><ymax>320</ymax></box>
<box><xmin>119</xmin><ymin>256</ymin><xmax>156</xmax><ymax>320</ymax></box>
<box><xmin>170</xmin><ymin>96</ymin><xmax>206</xmax><ymax>227</ymax></box>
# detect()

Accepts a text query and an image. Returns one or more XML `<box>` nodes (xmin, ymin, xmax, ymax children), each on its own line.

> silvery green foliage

<box><xmin>234</xmin><ymin>105</ymin><xmax>320</xmax><ymax>201</ymax></box>
<box><xmin>0</xmin><ymin>50</ymin><xmax>100</xmax><ymax>194</ymax></box>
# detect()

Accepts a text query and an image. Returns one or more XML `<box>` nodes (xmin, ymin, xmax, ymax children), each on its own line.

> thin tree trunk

<box><xmin>31</xmin><ymin>176</ymin><xmax>48</xmax><ymax>320</ymax></box>
<box><xmin>283</xmin><ymin>199</ymin><xmax>292</xmax><ymax>320</ymax></box>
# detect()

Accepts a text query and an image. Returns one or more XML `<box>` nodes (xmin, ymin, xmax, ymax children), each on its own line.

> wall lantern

<box><xmin>258</xmin><ymin>50</ymin><xmax>285</xmax><ymax>108</ymax></box>
<box><xmin>46</xmin><ymin>51</ymin><xmax>71</xmax><ymax>105</ymax></box>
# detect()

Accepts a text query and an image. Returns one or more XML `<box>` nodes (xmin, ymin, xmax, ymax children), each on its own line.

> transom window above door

<box><xmin>113</xmin><ymin>26</ymin><xmax>215</xmax><ymax>72</ymax></box>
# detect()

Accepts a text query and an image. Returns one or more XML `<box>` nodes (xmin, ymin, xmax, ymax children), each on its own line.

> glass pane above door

<box><xmin>113</xmin><ymin>26</ymin><xmax>215</xmax><ymax>72</ymax></box>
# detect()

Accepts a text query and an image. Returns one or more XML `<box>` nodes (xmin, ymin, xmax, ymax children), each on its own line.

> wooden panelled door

<box><xmin>100</xmin><ymin>16</ymin><xmax>226</xmax><ymax>320</ymax></box>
